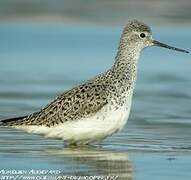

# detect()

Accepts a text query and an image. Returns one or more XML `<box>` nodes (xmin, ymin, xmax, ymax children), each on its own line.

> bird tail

<box><xmin>0</xmin><ymin>116</ymin><xmax>28</xmax><ymax>126</ymax></box>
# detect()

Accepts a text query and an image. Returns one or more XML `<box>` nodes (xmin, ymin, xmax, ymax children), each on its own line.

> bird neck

<box><xmin>111</xmin><ymin>37</ymin><xmax>141</xmax><ymax>87</ymax></box>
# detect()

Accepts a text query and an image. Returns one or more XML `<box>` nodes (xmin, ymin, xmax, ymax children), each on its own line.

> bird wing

<box><xmin>1</xmin><ymin>82</ymin><xmax>109</xmax><ymax>127</ymax></box>
<box><xmin>0</xmin><ymin>116</ymin><xmax>27</xmax><ymax>125</ymax></box>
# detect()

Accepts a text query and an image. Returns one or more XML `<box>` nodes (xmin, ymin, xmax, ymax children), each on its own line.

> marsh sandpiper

<box><xmin>0</xmin><ymin>20</ymin><xmax>189</xmax><ymax>146</ymax></box>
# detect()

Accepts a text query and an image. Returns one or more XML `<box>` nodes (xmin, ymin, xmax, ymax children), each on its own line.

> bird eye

<box><xmin>140</xmin><ymin>33</ymin><xmax>146</xmax><ymax>38</ymax></box>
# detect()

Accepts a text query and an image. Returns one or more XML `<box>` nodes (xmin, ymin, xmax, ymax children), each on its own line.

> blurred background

<box><xmin>0</xmin><ymin>1</ymin><xmax>191</xmax><ymax>180</ymax></box>
<box><xmin>0</xmin><ymin>0</ymin><xmax>191</xmax><ymax>25</ymax></box>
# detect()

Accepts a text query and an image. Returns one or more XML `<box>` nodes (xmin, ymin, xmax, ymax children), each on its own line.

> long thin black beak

<box><xmin>153</xmin><ymin>40</ymin><xmax>189</xmax><ymax>53</ymax></box>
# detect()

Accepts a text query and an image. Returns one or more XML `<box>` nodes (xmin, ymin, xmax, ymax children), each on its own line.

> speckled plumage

<box><xmin>1</xmin><ymin>20</ymin><xmax>187</xmax><ymax>144</ymax></box>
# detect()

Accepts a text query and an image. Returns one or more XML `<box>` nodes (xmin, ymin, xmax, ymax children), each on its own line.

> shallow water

<box><xmin>0</xmin><ymin>23</ymin><xmax>191</xmax><ymax>179</ymax></box>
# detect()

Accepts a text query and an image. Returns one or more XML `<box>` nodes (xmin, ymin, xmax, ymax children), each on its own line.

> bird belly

<box><xmin>13</xmin><ymin>104</ymin><xmax>131</xmax><ymax>144</ymax></box>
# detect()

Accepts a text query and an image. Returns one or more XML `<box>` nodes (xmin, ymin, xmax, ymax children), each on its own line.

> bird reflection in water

<box><xmin>43</xmin><ymin>147</ymin><xmax>133</xmax><ymax>180</ymax></box>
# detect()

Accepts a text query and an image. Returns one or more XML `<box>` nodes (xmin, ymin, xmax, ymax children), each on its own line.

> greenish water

<box><xmin>0</xmin><ymin>23</ymin><xmax>191</xmax><ymax>180</ymax></box>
